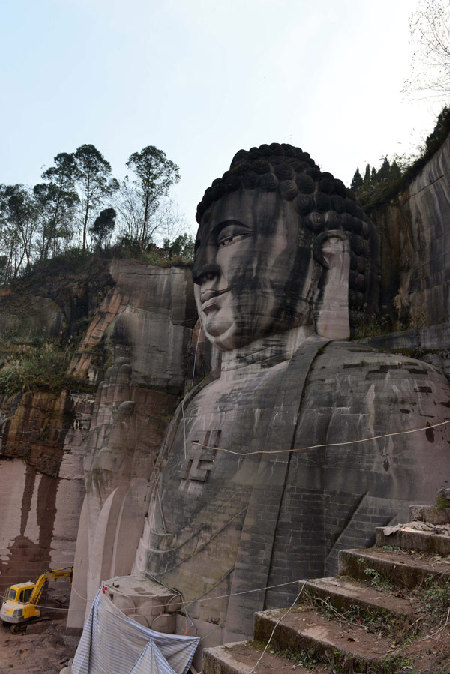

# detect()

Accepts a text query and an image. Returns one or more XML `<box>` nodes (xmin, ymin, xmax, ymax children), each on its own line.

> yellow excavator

<box><xmin>1</xmin><ymin>567</ymin><xmax>73</xmax><ymax>632</ymax></box>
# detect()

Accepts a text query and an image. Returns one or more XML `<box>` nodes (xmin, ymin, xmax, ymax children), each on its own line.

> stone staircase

<box><xmin>203</xmin><ymin>502</ymin><xmax>450</xmax><ymax>674</ymax></box>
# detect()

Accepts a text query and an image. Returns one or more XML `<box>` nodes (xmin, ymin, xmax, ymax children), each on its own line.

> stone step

<box><xmin>301</xmin><ymin>576</ymin><xmax>414</xmax><ymax>627</ymax></box>
<box><xmin>409</xmin><ymin>503</ymin><xmax>450</xmax><ymax>525</ymax></box>
<box><xmin>202</xmin><ymin>641</ymin><xmax>323</xmax><ymax>674</ymax></box>
<box><xmin>338</xmin><ymin>547</ymin><xmax>450</xmax><ymax>589</ymax></box>
<box><xmin>254</xmin><ymin>607</ymin><xmax>404</xmax><ymax>673</ymax></box>
<box><xmin>376</xmin><ymin>525</ymin><xmax>450</xmax><ymax>555</ymax></box>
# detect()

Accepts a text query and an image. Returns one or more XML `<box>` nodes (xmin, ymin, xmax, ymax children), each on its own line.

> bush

<box><xmin>0</xmin><ymin>343</ymin><xmax>70</xmax><ymax>394</ymax></box>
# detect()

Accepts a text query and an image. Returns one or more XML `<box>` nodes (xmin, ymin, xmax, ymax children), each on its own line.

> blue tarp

<box><xmin>72</xmin><ymin>590</ymin><xmax>199</xmax><ymax>674</ymax></box>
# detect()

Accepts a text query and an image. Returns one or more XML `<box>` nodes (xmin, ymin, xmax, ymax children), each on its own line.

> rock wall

<box><xmin>67</xmin><ymin>262</ymin><xmax>197</xmax><ymax>629</ymax></box>
<box><xmin>0</xmin><ymin>390</ymin><xmax>73</xmax><ymax>475</ymax></box>
<box><xmin>0</xmin><ymin>393</ymin><xmax>91</xmax><ymax>602</ymax></box>
<box><xmin>371</xmin><ymin>132</ymin><xmax>449</xmax><ymax>333</ymax></box>
<box><xmin>0</xmin><ymin>259</ymin><xmax>197</xmax><ymax>611</ymax></box>
<box><xmin>0</xmin><ymin>260</ymin><xmax>113</xmax><ymax>600</ymax></box>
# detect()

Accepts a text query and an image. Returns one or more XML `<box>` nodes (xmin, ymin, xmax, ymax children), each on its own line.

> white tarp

<box><xmin>72</xmin><ymin>590</ymin><xmax>199</xmax><ymax>674</ymax></box>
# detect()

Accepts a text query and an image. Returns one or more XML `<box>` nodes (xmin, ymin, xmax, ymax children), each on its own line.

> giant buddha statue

<box><xmin>138</xmin><ymin>143</ymin><xmax>449</xmax><ymax>647</ymax></box>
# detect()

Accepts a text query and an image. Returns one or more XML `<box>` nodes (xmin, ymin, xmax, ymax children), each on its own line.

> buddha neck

<box><xmin>219</xmin><ymin>324</ymin><xmax>320</xmax><ymax>376</ymax></box>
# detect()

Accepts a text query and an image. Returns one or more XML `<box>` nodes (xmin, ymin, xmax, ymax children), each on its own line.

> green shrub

<box><xmin>0</xmin><ymin>343</ymin><xmax>70</xmax><ymax>394</ymax></box>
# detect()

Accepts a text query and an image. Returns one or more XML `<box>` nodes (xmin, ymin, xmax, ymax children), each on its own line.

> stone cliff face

<box><xmin>66</xmin><ymin>262</ymin><xmax>197</xmax><ymax>628</ymax></box>
<box><xmin>129</xmin><ymin>139</ymin><xmax>449</xmax><ymax>660</ymax></box>
<box><xmin>371</xmin><ymin>132</ymin><xmax>449</xmax><ymax>331</ymax></box>
<box><xmin>0</xmin><ymin>260</ymin><xmax>197</xmax><ymax>609</ymax></box>
<box><xmin>0</xmin><ymin>391</ymin><xmax>73</xmax><ymax>475</ymax></box>
<box><xmin>0</xmin><ymin>260</ymin><xmax>113</xmax><ymax>599</ymax></box>
<box><xmin>0</xmin><ymin>386</ymin><xmax>91</xmax><ymax>599</ymax></box>
<box><xmin>0</xmin><ymin>133</ymin><xmax>448</xmax><ymax>648</ymax></box>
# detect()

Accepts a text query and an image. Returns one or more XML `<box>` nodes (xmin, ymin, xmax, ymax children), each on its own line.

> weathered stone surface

<box><xmin>370</xmin><ymin>132</ymin><xmax>450</xmax><ymax>330</ymax></box>
<box><xmin>50</xmin><ymin>395</ymin><xmax>94</xmax><ymax>578</ymax></box>
<box><xmin>409</xmin><ymin>503</ymin><xmax>450</xmax><ymax>524</ymax></box>
<box><xmin>0</xmin><ymin>394</ymin><xmax>92</xmax><ymax>601</ymax></box>
<box><xmin>67</xmin><ymin>262</ymin><xmax>196</xmax><ymax>628</ymax></box>
<box><xmin>69</xmin><ymin>260</ymin><xmax>197</xmax><ymax>387</ymax></box>
<box><xmin>0</xmin><ymin>288</ymin><xmax>64</xmax><ymax>340</ymax></box>
<box><xmin>205</xmin><ymin>505</ymin><xmax>450</xmax><ymax>674</ymax></box>
<box><xmin>338</xmin><ymin>547</ymin><xmax>450</xmax><ymax>587</ymax></box>
<box><xmin>102</xmin><ymin>575</ymin><xmax>179</xmax><ymax>632</ymax></box>
<box><xmin>362</xmin><ymin>322</ymin><xmax>450</xmax><ymax>352</ymax></box>
<box><xmin>0</xmin><ymin>256</ymin><xmax>114</xmax><ymax>342</ymax></box>
<box><xmin>376</xmin><ymin>523</ymin><xmax>450</xmax><ymax>554</ymax></box>
<box><xmin>303</xmin><ymin>575</ymin><xmax>414</xmax><ymax>620</ymax></box>
<box><xmin>254</xmin><ymin>607</ymin><xmax>396</xmax><ymax>671</ymax></box>
<box><xmin>136</xmin><ymin>143</ymin><xmax>449</xmax><ymax>652</ymax></box>
<box><xmin>0</xmin><ymin>390</ymin><xmax>73</xmax><ymax>475</ymax></box>
<box><xmin>0</xmin><ymin>261</ymin><xmax>116</xmax><ymax>604</ymax></box>
<box><xmin>203</xmin><ymin>641</ymin><xmax>319</xmax><ymax>674</ymax></box>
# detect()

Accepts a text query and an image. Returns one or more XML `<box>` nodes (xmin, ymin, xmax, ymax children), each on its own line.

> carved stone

<box><xmin>136</xmin><ymin>143</ymin><xmax>449</xmax><ymax>654</ymax></box>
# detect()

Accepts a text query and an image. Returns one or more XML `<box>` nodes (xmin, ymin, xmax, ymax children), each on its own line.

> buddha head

<box><xmin>193</xmin><ymin>143</ymin><xmax>377</xmax><ymax>351</ymax></box>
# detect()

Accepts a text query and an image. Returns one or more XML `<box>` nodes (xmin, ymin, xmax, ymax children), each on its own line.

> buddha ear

<box><xmin>313</xmin><ymin>230</ymin><xmax>350</xmax><ymax>340</ymax></box>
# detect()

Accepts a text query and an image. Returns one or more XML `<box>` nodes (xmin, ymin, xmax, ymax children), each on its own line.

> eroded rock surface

<box><xmin>67</xmin><ymin>262</ymin><xmax>197</xmax><ymax>628</ymax></box>
<box><xmin>371</xmin><ymin>132</ymin><xmax>449</xmax><ymax>329</ymax></box>
<box><xmin>134</xmin><ymin>143</ymin><xmax>449</xmax><ymax>652</ymax></box>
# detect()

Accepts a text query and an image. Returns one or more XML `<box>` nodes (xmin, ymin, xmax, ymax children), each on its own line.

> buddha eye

<box><xmin>217</xmin><ymin>222</ymin><xmax>250</xmax><ymax>248</ymax></box>
<box><xmin>218</xmin><ymin>234</ymin><xmax>236</xmax><ymax>247</ymax></box>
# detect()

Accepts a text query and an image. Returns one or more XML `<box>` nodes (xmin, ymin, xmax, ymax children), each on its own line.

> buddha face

<box><xmin>193</xmin><ymin>189</ymin><xmax>318</xmax><ymax>350</ymax></box>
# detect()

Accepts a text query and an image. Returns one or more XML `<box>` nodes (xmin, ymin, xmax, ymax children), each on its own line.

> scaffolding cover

<box><xmin>72</xmin><ymin>590</ymin><xmax>199</xmax><ymax>674</ymax></box>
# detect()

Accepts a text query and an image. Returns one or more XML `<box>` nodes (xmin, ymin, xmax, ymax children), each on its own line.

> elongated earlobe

<box><xmin>314</xmin><ymin>230</ymin><xmax>350</xmax><ymax>340</ymax></box>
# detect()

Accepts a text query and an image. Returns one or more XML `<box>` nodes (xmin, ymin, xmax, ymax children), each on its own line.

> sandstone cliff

<box><xmin>0</xmin><ymin>131</ymin><xmax>448</xmax><ymax>639</ymax></box>
<box><xmin>371</xmin><ymin>132</ymin><xmax>449</xmax><ymax>334</ymax></box>
<box><xmin>0</xmin><ymin>259</ymin><xmax>197</xmax><ymax>608</ymax></box>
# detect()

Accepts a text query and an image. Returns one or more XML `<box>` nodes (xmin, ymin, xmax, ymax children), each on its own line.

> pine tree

<box><xmin>390</xmin><ymin>161</ymin><xmax>401</xmax><ymax>180</ymax></box>
<box><xmin>378</xmin><ymin>157</ymin><xmax>391</xmax><ymax>182</ymax></box>
<box><xmin>351</xmin><ymin>168</ymin><xmax>363</xmax><ymax>192</ymax></box>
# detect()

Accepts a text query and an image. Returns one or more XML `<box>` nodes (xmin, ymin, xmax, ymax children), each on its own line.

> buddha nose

<box><xmin>192</xmin><ymin>242</ymin><xmax>220</xmax><ymax>285</ymax></box>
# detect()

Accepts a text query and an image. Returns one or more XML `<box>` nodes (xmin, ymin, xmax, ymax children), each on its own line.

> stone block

<box><xmin>409</xmin><ymin>504</ymin><xmax>450</xmax><ymax>524</ymax></box>
<box><xmin>132</xmin><ymin>614</ymin><xmax>149</xmax><ymax>628</ymax></box>
<box><xmin>150</xmin><ymin>612</ymin><xmax>176</xmax><ymax>633</ymax></box>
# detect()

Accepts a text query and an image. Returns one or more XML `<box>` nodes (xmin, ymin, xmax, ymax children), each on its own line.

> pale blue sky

<box><xmin>0</xmin><ymin>0</ymin><xmax>442</xmax><ymax>233</ymax></box>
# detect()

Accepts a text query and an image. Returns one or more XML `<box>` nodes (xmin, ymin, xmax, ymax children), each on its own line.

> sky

<box><xmin>0</xmin><ymin>0</ymin><xmax>444</xmax><ymax>235</ymax></box>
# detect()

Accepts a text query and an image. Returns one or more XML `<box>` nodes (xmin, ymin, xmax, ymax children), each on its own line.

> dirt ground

<box><xmin>0</xmin><ymin>615</ymin><xmax>78</xmax><ymax>674</ymax></box>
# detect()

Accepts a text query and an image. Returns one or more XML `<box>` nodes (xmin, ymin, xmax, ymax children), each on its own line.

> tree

<box><xmin>0</xmin><ymin>185</ymin><xmax>38</xmax><ymax>280</ymax></box>
<box><xmin>89</xmin><ymin>207</ymin><xmax>116</xmax><ymax>249</ymax></box>
<box><xmin>404</xmin><ymin>0</ymin><xmax>450</xmax><ymax>99</ymax></box>
<box><xmin>113</xmin><ymin>176</ymin><xmax>145</xmax><ymax>245</ymax></box>
<box><xmin>162</xmin><ymin>233</ymin><xmax>195</xmax><ymax>260</ymax></box>
<box><xmin>390</xmin><ymin>160</ymin><xmax>402</xmax><ymax>181</ymax></box>
<box><xmin>377</xmin><ymin>157</ymin><xmax>391</xmax><ymax>182</ymax></box>
<box><xmin>42</xmin><ymin>152</ymin><xmax>78</xmax><ymax>192</ymax></box>
<box><xmin>38</xmin><ymin>152</ymin><xmax>80</xmax><ymax>258</ymax></box>
<box><xmin>34</xmin><ymin>183</ymin><xmax>79</xmax><ymax>259</ymax></box>
<box><xmin>363</xmin><ymin>164</ymin><xmax>371</xmax><ymax>185</ymax></box>
<box><xmin>74</xmin><ymin>145</ymin><xmax>118</xmax><ymax>253</ymax></box>
<box><xmin>350</xmin><ymin>168</ymin><xmax>363</xmax><ymax>192</ymax></box>
<box><xmin>126</xmin><ymin>145</ymin><xmax>180</xmax><ymax>248</ymax></box>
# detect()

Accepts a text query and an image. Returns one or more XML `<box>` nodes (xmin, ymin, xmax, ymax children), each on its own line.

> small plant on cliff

<box><xmin>0</xmin><ymin>342</ymin><xmax>70</xmax><ymax>394</ymax></box>
<box><xmin>436</xmin><ymin>491</ymin><xmax>450</xmax><ymax>509</ymax></box>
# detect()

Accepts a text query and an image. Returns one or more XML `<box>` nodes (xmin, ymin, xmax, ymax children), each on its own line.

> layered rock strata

<box><xmin>67</xmin><ymin>262</ymin><xmax>197</xmax><ymax>629</ymax></box>
<box><xmin>371</xmin><ymin>132</ymin><xmax>449</xmax><ymax>332</ymax></box>
<box><xmin>130</xmin><ymin>142</ymin><xmax>450</xmax><ymax>655</ymax></box>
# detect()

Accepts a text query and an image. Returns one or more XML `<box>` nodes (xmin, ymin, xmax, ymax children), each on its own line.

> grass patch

<box><xmin>0</xmin><ymin>341</ymin><xmax>94</xmax><ymax>395</ymax></box>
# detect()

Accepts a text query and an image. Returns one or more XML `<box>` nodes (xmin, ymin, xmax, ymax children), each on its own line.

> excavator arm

<box><xmin>29</xmin><ymin>567</ymin><xmax>73</xmax><ymax>605</ymax></box>
<box><xmin>29</xmin><ymin>574</ymin><xmax>48</xmax><ymax>606</ymax></box>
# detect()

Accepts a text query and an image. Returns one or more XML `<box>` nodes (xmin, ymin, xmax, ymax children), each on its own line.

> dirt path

<box><xmin>0</xmin><ymin>616</ymin><xmax>78</xmax><ymax>674</ymax></box>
